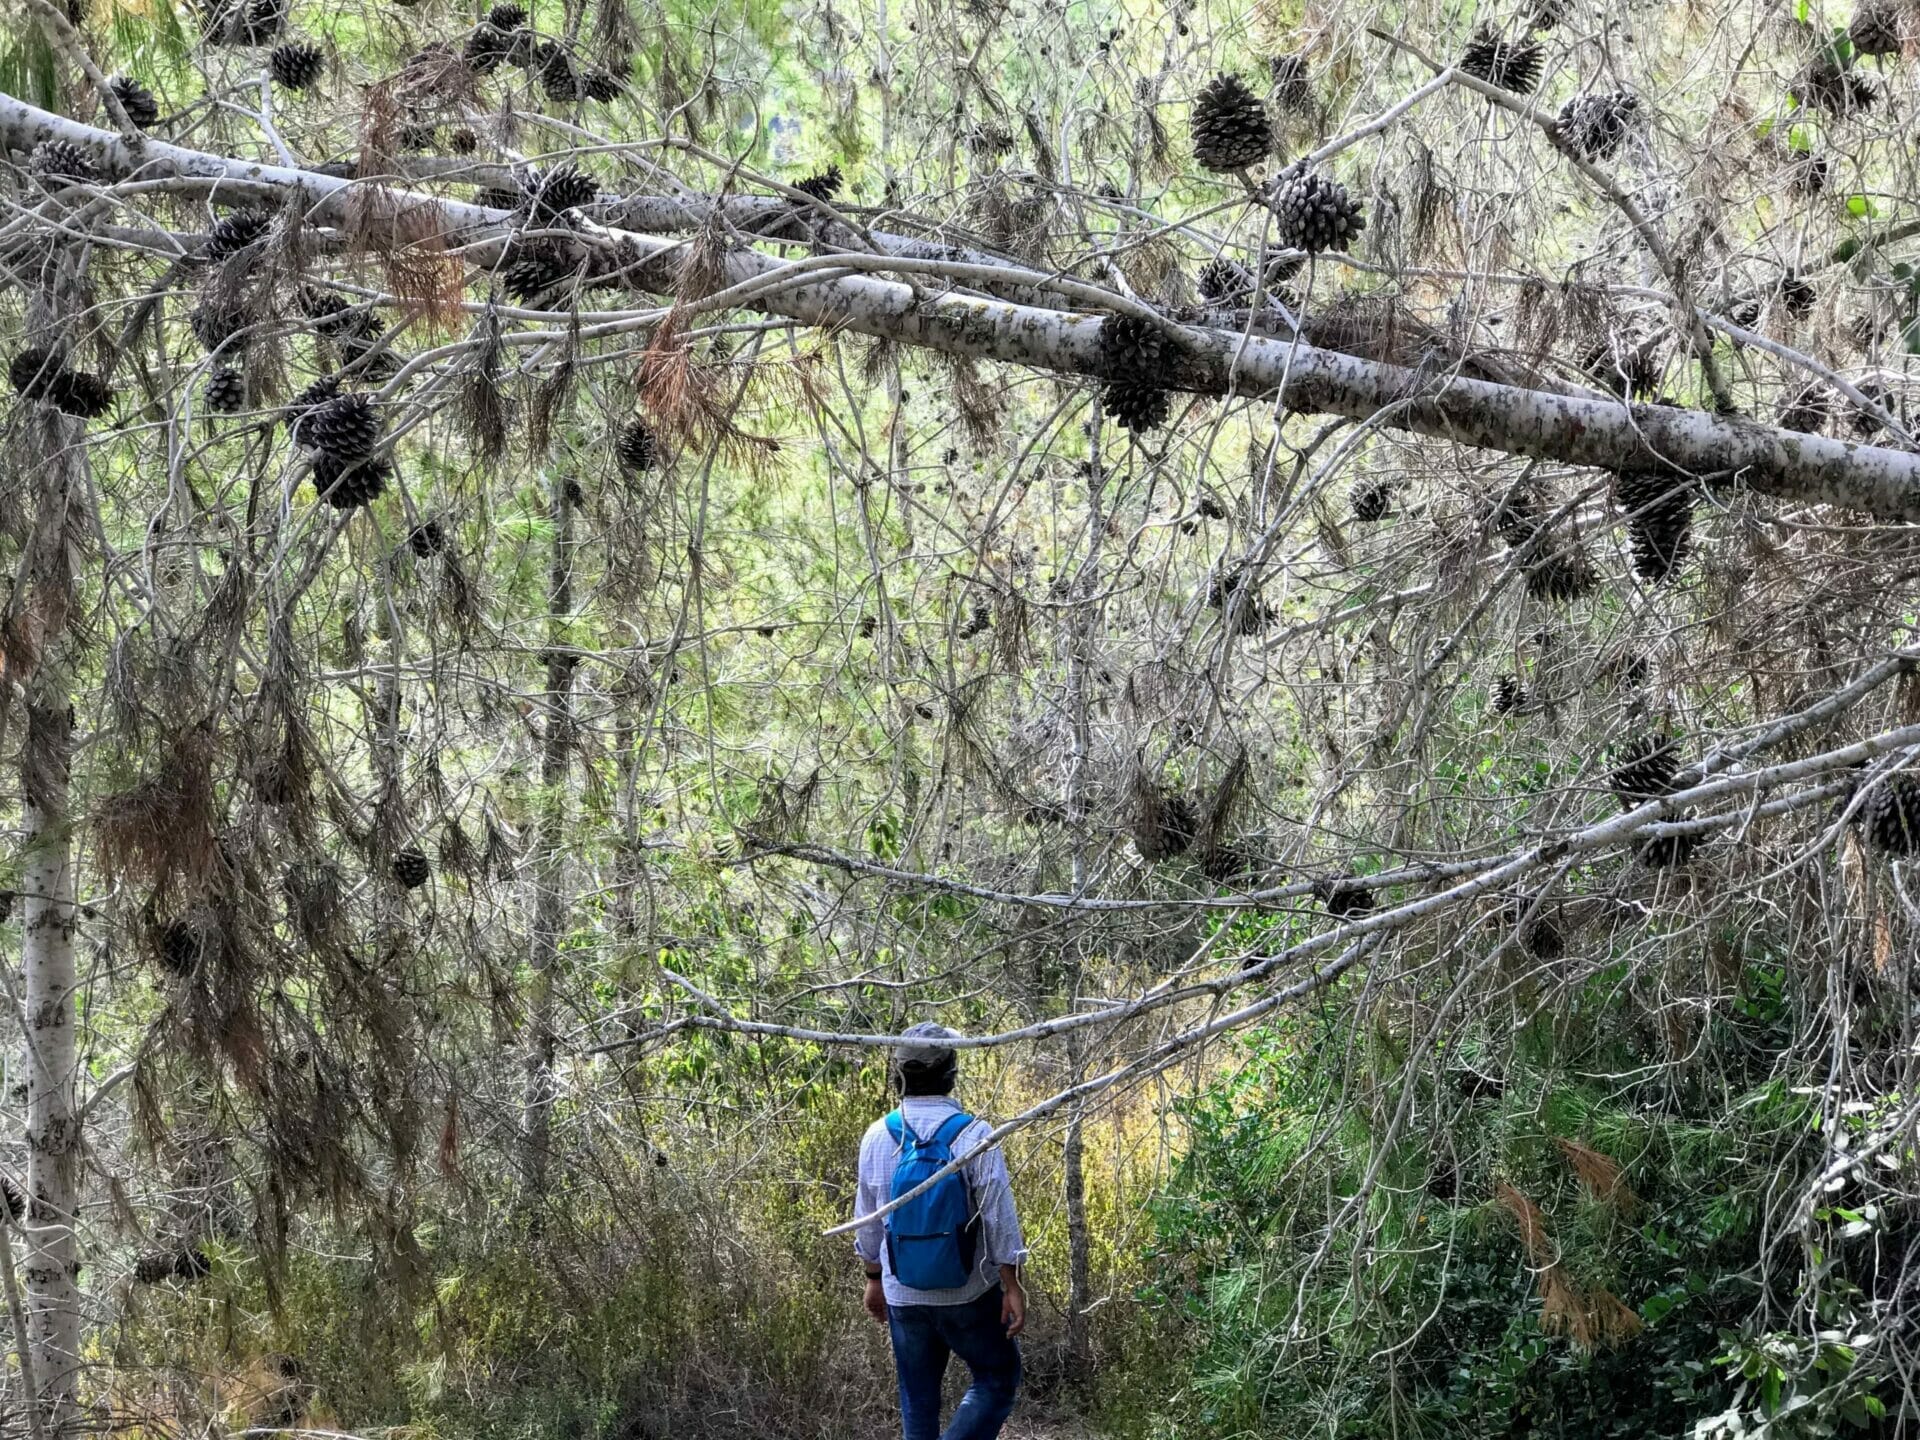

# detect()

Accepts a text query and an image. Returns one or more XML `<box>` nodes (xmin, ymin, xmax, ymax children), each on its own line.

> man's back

<box><xmin>854</xmin><ymin>1025</ymin><xmax>1027</xmax><ymax>1440</ymax></box>
<box><xmin>855</xmin><ymin>1098</ymin><xmax>1020</xmax><ymax>1306</ymax></box>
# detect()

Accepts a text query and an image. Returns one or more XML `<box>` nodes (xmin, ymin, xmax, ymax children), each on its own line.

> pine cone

<box><xmin>1863</xmin><ymin>774</ymin><xmax>1920</xmax><ymax>854</ymax></box>
<box><xmin>957</xmin><ymin>602</ymin><xmax>992</xmax><ymax>639</ymax></box>
<box><xmin>1104</xmin><ymin>382</ymin><xmax>1171</xmax><ymax>433</ymax></box>
<box><xmin>335</xmin><ymin>314</ymin><xmax>396</xmax><ymax>374</ymax></box>
<box><xmin>311</xmin><ymin>452</ymin><xmax>391</xmax><ymax>509</ymax></box>
<box><xmin>1637</xmin><ymin>833</ymin><xmax>1701</xmax><ymax>868</ymax></box>
<box><xmin>205</xmin><ymin>368</ymin><xmax>247</xmax><ymax>413</ymax></box>
<box><xmin>173</xmin><ymin>1247</ymin><xmax>212</xmax><ymax>1281</ymax></box>
<box><xmin>297</xmin><ymin>392</ymin><xmax>379</xmax><ymax>459</ymax></box>
<box><xmin>616</xmin><ymin>419</ymin><xmax>658</xmax><ymax>471</ymax></box>
<box><xmin>284</xmin><ymin>375</ymin><xmax>341</xmax><ymax>430</ymax></box>
<box><xmin>500</xmin><ymin>245</ymin><xmax>583</xmax><ymax>303</ymax></box>
<box><xmin>206</xmin><ymin>207</ymin><xmax>271</xmax><ymax>259</ymax></box>
<box><xmin>1207</xmin><ymin>569</ymin><xmax>1274</xmax><ymax>633</ymax></box>
<box><xmin>408</xmin><ymin>519</ymin><xmax>447</xmax><ymax>557</ymax></box>
<box><xmin>190</xmin><ymin>293</ymin><xmax>247</xmax><ymax>351</ymax></box>
<box><xmin>1489</xmin><ymin>482</ymin><xmax>1540</xmax><ymax>547</ymax></box>
<box><xmin>1777</xmin><ymin>382</ymin><xmax>1833</xmax><ymax>433</ymax></box>
<box><xmin>1132</xmin><ymin>785</ymin><xmax>1198</xmax><ymax>863</ymax></box>
<box><xmin>49</xmin><ymin>372</ymin><xmax>111</xmax><ymax>419</ymax></box>
<box><xmin>108</xmin><ymin>75</ymin><xmax>161</xmax><ymax>129</ymax></box>
<box><xmin>1350</xmin><ymin>478</ymin><xmax>1391</xmax><ymax>522</ymax></box>
<box><xmin>1196</xmin><ymin>257</ymin><xmax>1254</xmax><ymax>304</ymax></box>
<box><xmin>30</xmin><ymin>139</ymin><xmax>95</xmax><ymax>183</ymax></box>
<box><xmin>1613</xmin><ymin>470</ymin><xmax>1693</xmax><ymax>583</ymax></box>
<box><xmin>525</xmin><ymin>161</ymin><xmax>597</xmax><ymax>220</ymax></box>
<box><xmin>463</xmin><ymin>24</ymin><xmax>512</xmax><ymax>73</ymax></box>
<box><xmin>1517</xmin><ymin>905</ymin><xmax>1564</xmax><ymax>958</ymax></box>
<box><xmin>1610</xmin><ymin>735</ymin><xmax>1680</xmax><ymax>807</ymax></box>
<box><xmin>1526</xmin><ymin>0</ymin><xmax>1570</xmax><ymax>31</ymax></box>
<box><xmin>392</xmin><ymin>848</ymin><xmax>432</xmax><ymax>888</ymax></box>
<box><xmin>1848</xmin><ymin>381</ymin><xmax>1899</xmax><ymax>438</ymax></box>
<box><xmin>581</xmin><ymin>69</ymin><xmax>623</xmax><ymax>102</ymax></box>
<box><xmin>538</xmin><ymin>46</ymin><xmax>580</xmax><ymax>101</ymax></box>
<box><xmin>397</xmin><ymin>122</ymin><xmax>438</xmax><ymax>152</ymax></box>
<box><xmin>1267</xmin><ymin>165</ymin><xmax>1366</xmax><ymax>254</ymax></box>
<box><xmin>1313</xmin><ymin>876</ymin><xmax>1376</xmax><ymax>918</ymax></box>
<box><xmin>134</xmin><ymin>1253</ymin><xmax>180</xmax><ymax>1285</ymax></box>
<box><xmin>1524</xmin><ymin>545</ymin><xmax>1597</xmax><ymax>603</ymax></box>
<box><xmin>1492</xmin><ymin>673</ymin><xmax>1524</xmax><ymax>714</ymax></box>
<box><xmin>1191</xmin><ymin>73</ymin><xmax>1271</xmax><ymax>172</ymax></box>
<box><xmin>208</xmin><ymin>0</ymin><xmax>287</xmax><ymax>45</ymax></box>
<box><xmin>447</xmin><ymin>126</ymin><xmax>479</xmax><ymax>155</ymax></box>
<box><xmin>1555</xmin><ymin>90</ymin><xmax>1638</xmax><ymax>160</ymax></box>
<box><xmin>298</xmin><ymin>289</ymin><xmax>357</xmax><ymax>334</ymax></box>
<box><xmin>1787</xmin><ymin>151</ymin><xmax>1832</xmax><ymax>196</ymax></box>
<box><xmin>268</xmin><ymin>41</ymin><xmax>324</xmax><ymax>91</ymax></box>
<box><xmin>1098</xmin><ymin>313</ymin><xmax>1176</xmax><ymax>383</ymax></box>
<box><xmin>1850</xmin><ymin>0</ymin><xmax>1903</xmax><ymax>56</ymax></box>
<box><xmin>486</xmin><ymin>1</ymin><xmax>526</xmax><ymax>28</ymax></box>
<box><xmin>1267</xmin><ymin>52</ymin><xmax>1312</xmax><ymax>114</ymax></box>
<box><xmin>0</xmin><ymin>1173</ymin><xmax>22</xmax><ymax>1222</ymax></box>
<box><xmin>794</xmin><ymin>164</ymin><xmax>844</xmax><ymax>202</ymax></box>
<box><xmin>1459</xmin><ymin>26</ymin><xmax>1545</xmax><ymax>95</ymax></box>
<box><xmin>1584</xmin><ymin>340</ymin><xmax>1660</xmax><ymax>399</ymax></box>
<box><xmin>1794</xmin><ymin>55</ymin><xmax>1876</xmax><ymax>114</ymax></box>
<box><xmin>157</xmin><ymin>919</ymin><xmax>202</xmax><ymax>975</ymax></box>
<box><xmin>1198</xmin><ymin>841</ymin><xmax>1265</xmax><ymax>885</ymax></box>
<box><xmin>9</xmin><ymin>347</ymin><xmax>64</xmax><ymax>400</ymax></box>
<box><xmin>1777</xmin><ymin>270</ymin><xmax>1817</xmax><ymax>319</ymax></box>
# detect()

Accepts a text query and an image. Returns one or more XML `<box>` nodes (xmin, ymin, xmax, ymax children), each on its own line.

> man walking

<box><xmin>854</xmin><ymin>1023</ymin><xmax>1028</xmax><ymax>1440</ymax></box>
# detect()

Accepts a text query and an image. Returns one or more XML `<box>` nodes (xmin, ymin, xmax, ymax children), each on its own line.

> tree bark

<box><xmin>6</xmin><ymin>93</ymin><xmax>1920</xmax><ymax>517</ymax></box>
<box><xmin>16</xmin><ymin>396</ymin><xmax>83</xmax><ymax>1438</ymax></box>
<box><xmin>20</xmin><ymin>692</ymin><xmax>78</xmax><ymax>1440</ymax></box>
<box><xmin>1061</xmin><ymin>1108</ymin><xmax>1092</xmax><ymax>1375</ymax></box>
<box><xmin>518</xmin><ymin>473</ymin><xmax>577</xmax><ymax>1217</ymax></box>
<box><xmin>1057</xmin><ymin>416</ymin><xmax>1105</xmax><ymax>1381</ymax></box>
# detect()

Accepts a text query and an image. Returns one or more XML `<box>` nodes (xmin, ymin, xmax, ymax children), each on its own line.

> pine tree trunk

<box><xmin>1058</xmin><ymin>425</ymin><xmax>1104</xmax><ymax>1382</ymax></box>
<box><xmin>519</xmin><ymin>474</ymin><xmax>577</xmax><ymax>1215</ymax></box>
<box><xmin>18</xmin><ymin>401</ymin><xmax>82</xmax><ymax>1438</ymax></box>
<box><xmin>1062</xmin><ymin>1103</ymin><xmax>1093</xmax><ymax>1374</ymax></box>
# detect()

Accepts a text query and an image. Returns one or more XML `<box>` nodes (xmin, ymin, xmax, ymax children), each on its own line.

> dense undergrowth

<box><xmin>102</xmin><ymin>930</ymin><xmax>1914</xmax><ymax>1440</ymax></box>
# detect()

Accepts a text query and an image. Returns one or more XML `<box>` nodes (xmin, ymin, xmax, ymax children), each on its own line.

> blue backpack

<box><xmin>883</xmin><ymin>1110</ymin><xmax>979</xmax><ymax>1290</ymax></box>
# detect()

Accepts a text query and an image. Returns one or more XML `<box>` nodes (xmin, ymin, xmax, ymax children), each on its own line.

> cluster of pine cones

<box><xmin>463</xmin><ymin>2</ymin><xmax>623</xmax><ymax>103</ymax></box>
<box><xmin>1098</xmin><ymin>315</ymin><xmax>1180</xmax><ymax>434</ymax></box>
<box><xmin>1612</xmin><ymin>471</ymin><xmax>1694</xmax><ymax>584</ymax></box>
<box><xmin>289</xmin><ymin>386</ymin><xmax>389</xmax><ymax>509</ymax></box>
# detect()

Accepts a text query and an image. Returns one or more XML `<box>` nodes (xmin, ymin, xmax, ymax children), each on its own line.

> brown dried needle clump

<box><xmin>97</xmin><ymin>725</ymin><xmax>221</xmax><ymax>893</ymax></box>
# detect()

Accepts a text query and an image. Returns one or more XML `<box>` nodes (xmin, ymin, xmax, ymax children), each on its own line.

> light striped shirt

<box><xmin>853</xmin><ymin>1097</ymin><xmax>1029</xmax><ymax>1306</ymax></box>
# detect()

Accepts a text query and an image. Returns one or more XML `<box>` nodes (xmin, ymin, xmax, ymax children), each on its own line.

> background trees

<box><xmin>1</xmin><ymin>0</ymin><xmax>1919</xmax><ymax>1434</ymax></box>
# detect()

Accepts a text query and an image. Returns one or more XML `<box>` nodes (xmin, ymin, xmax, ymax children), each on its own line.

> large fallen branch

<box><xmin>7</xmin><ymin>93</ymin><xmax>1920</xmax><ymax>519</ymax></box>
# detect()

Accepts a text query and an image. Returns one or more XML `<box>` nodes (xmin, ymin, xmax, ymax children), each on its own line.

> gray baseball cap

<box><xmin>894</xmin><ymin>1021</ymin><xmax>964</xmax><ymax>1067</ymax></box>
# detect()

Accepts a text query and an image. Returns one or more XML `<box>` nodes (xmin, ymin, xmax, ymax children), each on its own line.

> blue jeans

<box><xmin>886</xmin><ymin>1284</ymin><xmax>1022</xmax><ymax>1440</ymax></box>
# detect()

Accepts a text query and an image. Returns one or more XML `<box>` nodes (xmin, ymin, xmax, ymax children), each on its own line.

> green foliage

<box><xmin>1134</xmin><ymin>956</ymin><xmax>1904</xmax><ymax>1440</ymax></box>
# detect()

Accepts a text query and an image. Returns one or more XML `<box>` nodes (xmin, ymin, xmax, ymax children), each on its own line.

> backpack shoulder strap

<box><xmin>884</xmin><ymin>1109</ymin><xmax>907</xmax><ymax>1146</ymax></box>
<box><xmin>930</xmin><ymin>1110</ymin><xmax>974</xmax><ymax>1150</ymax></box>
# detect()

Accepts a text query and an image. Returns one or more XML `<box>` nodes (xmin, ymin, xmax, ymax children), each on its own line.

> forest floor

<box><xmin>1005</xmin><ymin>1417</ymin><xmax>1102</xmax><ymax>1439</ymax></box>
